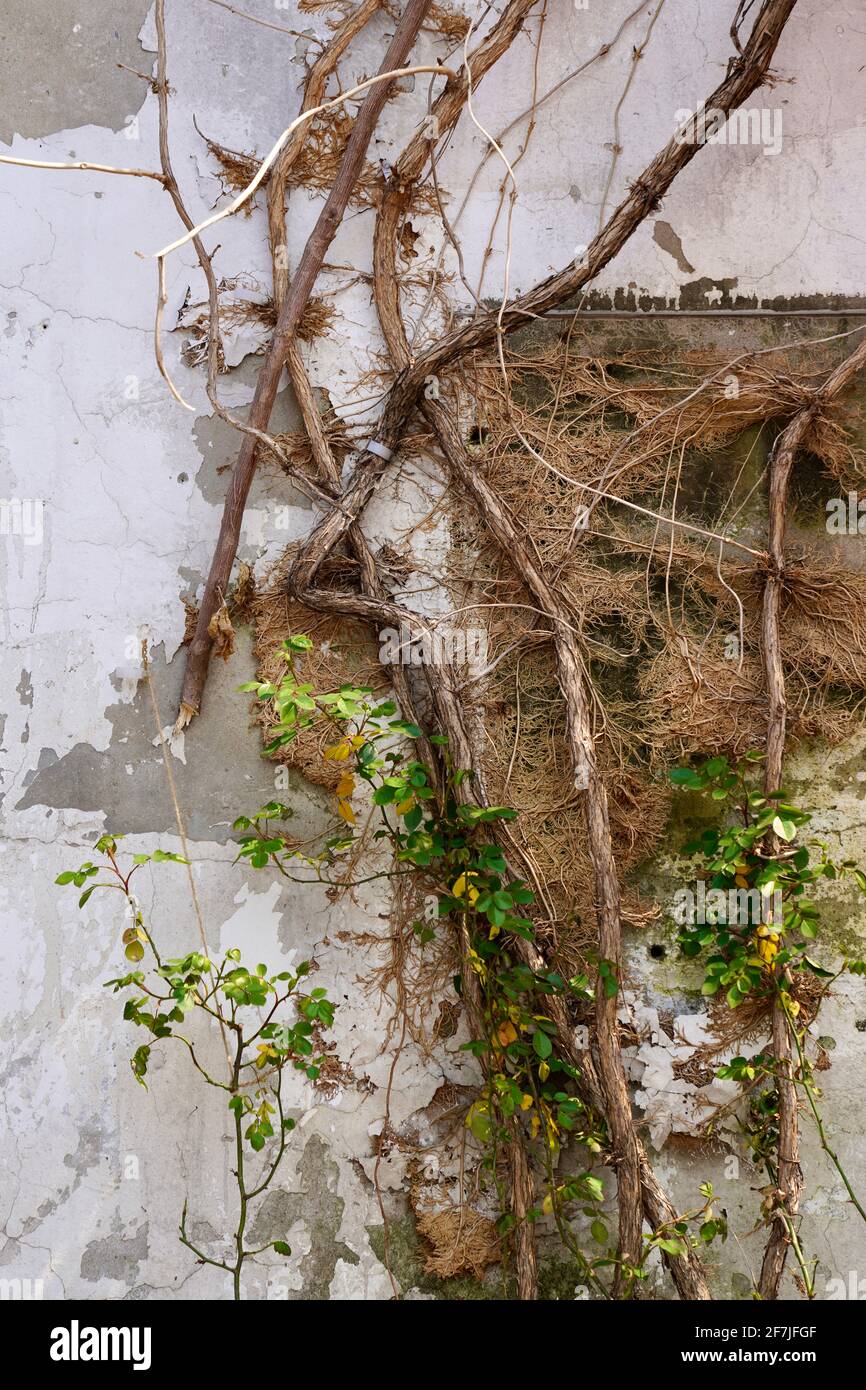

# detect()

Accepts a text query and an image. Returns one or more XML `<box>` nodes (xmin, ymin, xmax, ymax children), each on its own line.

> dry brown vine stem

<box><xmin>267</xmin><ymin>0</ymin><xmax>383</xmax><ymax>313</ymax></box>
<box><xmin>758</xmin><ymin>332</ymin><xmax>866</xmax><ymax>1301</ymax></box>
<box><xmin>458</xmin><ymin>916</ymin><xmax>538</xmax><ymax>1300</ymax></box>
<box><xmin>284</xmin><ymin>0</ymin><xmax>799</xmax><ymax>610</ymax></box>
<box><xmin>424</xmin><ymin>395</ymin><xmax>718</xmax><ymax>1297</ymax></box>
<box><xmin>282</xmin><ymin>340</ymin><xmax>443</xmax><ymax>785</ymax></box>
<box><xmin>265</xmin><ymin>0</ymin><xmax>439</xmax><ymax>773</ymax></box>
<box><xmin>276</xmin><ymin>0</ymin><xmax>797</xmax><ymax>1299</ymax></box>
<box><xmin>289</xmin><ymin>564</ymin><xmax>712</xmax><ymax>1297</ymax></box>
<box><xmin>183</xmin><ymin>0</ymin><xmax>797</xmax><ymax>724</ymax></box>
<box><xmin>428</xmin><ymin>397</ymin><xmax>646</xmax><ymax>1285</ymax></box>
<box><xmin>153</xmin><ymin>3</ymin><xmax>350</xmax><ymax>508</ymax></box>
<box><xmin>176</xmin><ymin>0</ymin><xmax>438</xmax><ymax>727</ymax></box>
<box><xmin>372</xmin><ymin>0</ymin><xmax>539</xmax><ymax>363</ymax></box>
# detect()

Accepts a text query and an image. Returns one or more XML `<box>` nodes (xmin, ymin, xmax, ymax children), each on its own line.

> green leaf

<box><xmin>131</xmin><ymin>1044</ymin><xmax>150</xmax><ymax>1088</ymax></box>
<box><xmin>273</xmin><ymin>1241</ymin><xmax>292</xmax><ymax>1256</ymax></box>
<box><xmin>467</xmin><ymin>1102</ymin><xmax>492</xmax><ymax>1144</ymax></box>
<box><xmin>657</xmin><ymin>1238</ymin><xmax>687</xmax><ymax>1257</ymax></box>
<box><xmin>772</xmin><ymin>816</ymin><xmax>797</xmax><ymax>842</ymax></box>
<box><xmin>533</xmin><ymin>1030</ymin><xmax>553</xmax><ymax>1060</ymax></box>
<box><xmin>800</xmin><ymin>956</ymin><xmax>834</xmax><ymax>979</ymax></box>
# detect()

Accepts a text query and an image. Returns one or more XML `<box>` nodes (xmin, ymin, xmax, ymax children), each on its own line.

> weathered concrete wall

<box><xmin>1</xmin><ymin>0</ymin><xmax>865</xmax><ymax>1301</ymax></box>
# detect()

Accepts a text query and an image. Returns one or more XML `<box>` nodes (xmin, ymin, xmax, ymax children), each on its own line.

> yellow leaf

<box><xmin>335</xmin><ymin>773</ymin><xmax>355</xmax><ymax>798</ymax></box>
<box><xmin>496</xmin><ymin>1022</ymin><xmax>518</xmax><ymax>1047</ymax></box>
<box><xmin>337</xmin><ymin>799</ymin><xmax>356</xmax><ymax>825</ymax></box>
<box><xmin>538</xmin><ymin>1060</ymin><xmax>550</xmax><ymax>1082</ymax></box>
<box><xmin>324</xmin><ymin>741</ymin><xmax>351</xmax><ymax>761</ymax></box>
<box><xmin>395</xmin><ymin>797</ymin><xmax>414</xmax><ymax>815</ymax></box>
<box><xmin>530</xmin><ymin>1114</ymin><xmax>541</xmax><ymax>1139</ymax></box>
<box><xmin>467</xmin><ymin>947</ymin><xmax>486</xmax><ymax>980</ymax></box>
<box><xmin>520</xmin><ymin>1094</ymin><xmax>533</xmax><ymax>1111</ymax></box>
<box><xmin>541</xmin><ymin>1192</ymin><xmax>554</xmax><ymax>1215</ymax></box>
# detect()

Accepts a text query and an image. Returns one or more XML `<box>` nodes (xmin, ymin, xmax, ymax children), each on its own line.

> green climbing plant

<box><xmin>56</xmin><ymin>833</ymin><xmax>335</xmax><ymax>1299</ymax></box>
<box><xmin>669</xmin><ymin>751</ymin><xmax>866</xmax><ymax>1294</ymax></box>
<box><xmin>236</xmin><ymin>636</ymin><xmax>730</xmax><ymax>1296</ymax></box>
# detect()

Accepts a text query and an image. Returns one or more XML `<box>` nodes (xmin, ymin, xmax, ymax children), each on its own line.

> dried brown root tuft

<box><xmin>415</xmin><ymin>1205</ymin><xmax>500</xmax><ymax>1280</ymax></box>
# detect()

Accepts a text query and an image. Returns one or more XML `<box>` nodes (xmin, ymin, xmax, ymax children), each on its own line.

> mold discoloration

<box><xmin>653</xmin><ymin>220</ymin><xmax>696</xmax><ymax>275</ymax></box>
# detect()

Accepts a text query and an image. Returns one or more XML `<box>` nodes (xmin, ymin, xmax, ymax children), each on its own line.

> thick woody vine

<box><xmin>170</xmin><ymin>0</ymin><xmax>804</xmax><ymax>1300</ymax></box>
<box><xmin>11</xmin><ymin>0</ymin><xmax>866</xmax><ymax>1298</ymax></box>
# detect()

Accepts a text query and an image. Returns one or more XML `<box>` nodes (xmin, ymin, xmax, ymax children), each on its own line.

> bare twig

<box><xmin>0</xmin><ymin>154</ymin><xmax>166</xmax><ymax>181</ymax></box>
<box><xmin>200</xmin><ymin>0</ymin><xmax>312</xmax><ymax>38</ymax></box>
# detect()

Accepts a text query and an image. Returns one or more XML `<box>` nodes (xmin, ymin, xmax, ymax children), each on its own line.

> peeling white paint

<box><xmin>2</xmin><ymin>0</ymin><xmax>866</xmax><ymax>1301</ymax></box>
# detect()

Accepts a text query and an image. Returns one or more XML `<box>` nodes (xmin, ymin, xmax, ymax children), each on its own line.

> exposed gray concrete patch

<box><xmin>653</xmin><ymin>220</ymin><xmax>696</xmax><ymax>275</ymax></box>
<box><xmin>246</xmin><ymin>1135</ymin><xmax>359</xmax><ymax>1299</ymax></box>
<box><xmin>17</xmin><ymin>672</ymin><xmax>32</xmax><ymax>746</ymax></box>
<box><xmin>15</xmin><ymin>629</ymin><xmax>331</xmax><ymax>842</ymax></box>
<box><xmin>16</xmin><ymin>671</ymin><xmax>33</xmax><ymax>708</ymax></box>
<box><xmin>192</xmin><ymin>381</ymin><xmax>304</xmax><ymax>510</ymax></box>
<box><xmin>80</xmin><ymin>1220</ymin><xmax>149</xmax><ymax>1284</ymax></box>
<box><xmin>21</xmin><ymin>746</ymin><xmax>58</xmax><ymax>790</ymax></box>
<box><xmin>0</xmin><ymin>0</ymin><xmax>153</xmax><ymax>144</ymax></box>
<box><xmin>1</xmin><ymin>0</ymin><xmax>865</xmax><ymax>1304</ymax></box>
<box><xmin>63</xmin><ymin>1122</ymin><xmax>106</xmax><ymax>1181</ymax></box>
